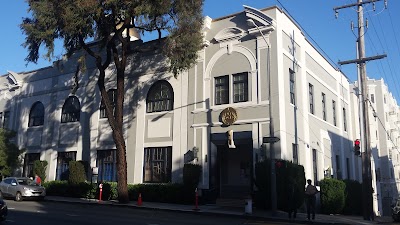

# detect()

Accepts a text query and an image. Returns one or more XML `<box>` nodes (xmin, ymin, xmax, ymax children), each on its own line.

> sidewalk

<box><xmin>44</xmin><ymin>196</ymin><xmax>392</xmax><ymax>225</ymax></box>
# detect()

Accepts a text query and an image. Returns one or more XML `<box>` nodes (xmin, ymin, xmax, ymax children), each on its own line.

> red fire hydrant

<box><xmin>99</xmin><ymin>183</ymin><xmax>103</xmax><ymax>202</ymax></box>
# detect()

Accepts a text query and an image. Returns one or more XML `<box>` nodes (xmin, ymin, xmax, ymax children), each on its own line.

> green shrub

<box><xmin>183</xmin><ymin>163</ymin><xmax>202</xmax><ymax>190</ymax></box>
<box><xmin>342</xmin><ymin>179</ymin><xmax>362</xmax><ymax>215</ymax></box>
<box><xmin>33</xmin><ymin>160</ymin><xmax>48</xmax><ymax>182</ymax></box>
<box><xmin>320</xmin><ymin>178</ymin><xmax>346</xmax><ymax>214</ymax></box>
<box><xmin>43</xmin><ymin>180</ymin><xmax>69</xmax><ymax>196</ymax></box>
<box><xmin>276</xmin><ymin>161</ymin><xmax>305</xmax><ymax>212</ymax></box>
<box><xmin>68</xmin><ymin>161</ymin><xmax>87</xmax><ymax>185</ymax></box>
<box><xmin>45</xmin><ymin>181</ymin><xmax>196</xmax><ymax>204</ymax></box>
<box><xmin>254</xmin><ymin>159</ymin><xmax>271</xmax><ymax>209</ymax></box>
<box><xmin>254</xmin><ymin>159</ymin><xmax>305</xmax><ymax>211</ymax></box>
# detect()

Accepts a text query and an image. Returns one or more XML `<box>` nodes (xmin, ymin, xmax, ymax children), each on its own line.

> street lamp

<box><xmin>247</xmin><ymin>18</ymin><xmax>277</xmax><ymax>213</ymax></box>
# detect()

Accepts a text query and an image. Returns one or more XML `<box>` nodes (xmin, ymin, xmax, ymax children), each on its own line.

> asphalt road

<box><xmin>1</xmin><ymin>199</ymin><xmax>297</xmax><ymax>225</ymax></box>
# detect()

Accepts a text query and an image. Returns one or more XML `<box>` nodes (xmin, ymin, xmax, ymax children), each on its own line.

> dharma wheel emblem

<box><xmin>220</xmin><ymin>107</ymin><xmax>238</xmax><ymax>126</ymax></box>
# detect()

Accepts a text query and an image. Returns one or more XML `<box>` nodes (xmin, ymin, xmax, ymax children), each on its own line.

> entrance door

<box><xmin>218</xmin><ymin>144</ymin><xmax>252</xmax><ymax>198</ymax></box>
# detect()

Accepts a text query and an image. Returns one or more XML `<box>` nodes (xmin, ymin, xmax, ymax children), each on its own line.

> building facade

<box><xmin>0</xmin><ymin>5</ymin><xmax>369</xmax><ymax>207</ymax></box>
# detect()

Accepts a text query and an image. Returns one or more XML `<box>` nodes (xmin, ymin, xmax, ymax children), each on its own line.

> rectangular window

<box><xmin>332</xmin><ymin>100</ymin><xmax>337</xmax><ymax>126</ymax></box>
<box><xmin>233</xmin><ymin>72</ymin><xmax>248</xmax><ymax>103</ymax></box>
<box><xmin>0</xmin><ymin>112</ymin><xmax>3</xmax><ymax>127</ymax></box>
<box><xmin>336</xmin><ymin>155</ymin><xmax>342</xmax><ymax>179</ymax></box>
<box><xmin>23</xmin><ymin>153</ymin><xmax>40</xmax><ymax>177</ymax></box>
<box><xmin>309</xmin><ymin>83</ymin><xmax>314</xmax><ymax>114</ymax></box>
<box><xmin>3</xmin><ymin>111</ymin><xmax>10</xmax><ymax>129</ymax></box>
<box><xmin>97</xmin><ymin>150</ymin><xmax>117</xmax><ymax>182</ymax></box>
<box><xmin>322</xmin><ymin>93</ymin><xmax>326</xmax><ymax>121</ymax></box>
<box><xmin>100</xmin><ymin>89</ymin><xmax>117</xmax><ymax>118</ymax></box>
<box><xmin>143</xmin><ymin>147</ymin><xmax>172</xmax><ymax>183</ymax></box>
<box><xmin>346</xmin><ymin>158</ymin><xmax>350</xmax><ymax>179</ymax></box>
<box><xmin>312</xmin><ymin>149</ymin><xmax>318</xmax><ymax>185</ymax></box>
<box><xmin>292</xmin><ymin>144</ymin><xmax>298</xmax><ymax>164</ymax></box>
<box><xmin>371</xmin><ymin>94</ymin><xmax>375</xmax><ymax>103</ymax></box>
<box><xmin>343</xmin><ymin>108</ymin><xmax>347</xmax><ymax>131</ymax></box>
<box><xmin>56</xmin><ymin>152</ymin><xmax>77</xmax><ymax>180</ymax></box>
<box><xmin>215</xmin><ymin>76</ymin><xmax>229</xmax><ymax>105</ymax></box>
<box><xmin>289</xmin><ymin>69</ymin><xmax>295</xmax><ymax>104</ymax></box>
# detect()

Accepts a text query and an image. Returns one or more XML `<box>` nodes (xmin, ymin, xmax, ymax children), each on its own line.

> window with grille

<box><xmin>233</xmin><ymin>73</ymin><xmax>248</xmax><ymax>103</ymax></box>
<box><xmin>309</xmin><ymin>84</ymin><xmax>314</xmax><ymax>114</ymax></box>
<box><xmin>143</xmin><ymin>147</ymin><xmax>172</xmax><ymax>183</ymax></box>
<box><xmin>29</xmin><ymin>101</ymin><xmax>45</xmax><ymax>127</ymax></box>
<box><xmin>289</xmin><ymin>69</ymin><xmax>295</xmax><ymax>104</ymax></box>
<box><xmin>56</xmin><ymin>152</ymin><xmax>77</xmax><ymax>180</ymax></box>
<box><xmin>61</xmin><ymin>96</ymin><xmax>80</xmax><ymax>123</ymax></box>
<box><xmin>97</xmin><ymin>150</ymin><xmax>117</xmax><ymax>182</ymax></box>
<box><xmin>100</xmin><ymin>89</ymin><xmax>117</xmax><ymax>118</ymax></box>
<box><xmin>215</xmin><ymin>76</ymin><xmax>229</xmax><ymax>105</ymax></box>
<box><xmin>146</xmin><ymin>81</ymin><xmax>174</xmax><ymax>113</ymax></box>
<box><xmin>23</xmin><ymin>153</ymin><xmax>40</xmax><ymax>177</ymax></box>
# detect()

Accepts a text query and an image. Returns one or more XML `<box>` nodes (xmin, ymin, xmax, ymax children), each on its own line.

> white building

<box><xmin>355</xmin><ymin>78</ymin><xmax>400</xmax><ymax>216</ymax></box>
<box><xmin>0</xmin><ymin>5</ymin><xmax>369</xmax><ymax>206</ymax></box>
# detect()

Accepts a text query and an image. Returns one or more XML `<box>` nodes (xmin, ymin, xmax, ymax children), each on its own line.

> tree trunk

<box><xmin>114</xmin><ymin>127</ymin><xmax>129</xmax><ymax>203</ymax></box>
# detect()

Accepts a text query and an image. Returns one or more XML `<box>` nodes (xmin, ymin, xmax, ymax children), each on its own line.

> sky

<box><xmin>2</xmin><ymin>0</ymin><xmax>400</xmax><ymax>101</ymax></box>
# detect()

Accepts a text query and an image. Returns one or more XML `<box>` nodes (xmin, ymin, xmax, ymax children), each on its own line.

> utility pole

<box><xmin>334</xmin><ymin>0</ymin><xmax>387</xmax><ymax>221</ymax></box>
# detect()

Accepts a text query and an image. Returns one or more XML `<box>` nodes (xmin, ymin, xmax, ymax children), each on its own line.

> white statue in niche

<box><xmin>227</xmin><ymin>130</ymin><xmax>236</xmax><ymax>149</ymax></box>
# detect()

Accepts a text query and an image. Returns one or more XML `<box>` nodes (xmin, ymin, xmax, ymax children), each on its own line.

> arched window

<box><xmin>61</xmin><ymin>96</ymin><xmax>80</xmax><ymax>123</ymax></box>
<box><xmin>28</xmin><ymin>101</ymin><xmax>45</xmax><ymax>127</ymax></box>
<box><xmin>146</xmin><ymin>81</ymin><xmax>173</xmax><ymax>113</ymax></box>
<box><xmin>100</xmin><ymin>89</ymin><xmax>117</xmax><ymax>118</ymax></box>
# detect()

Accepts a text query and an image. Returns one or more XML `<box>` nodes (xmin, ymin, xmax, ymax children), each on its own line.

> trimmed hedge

<box><xmin>320</xmin><ymin>178</ymin><xmax>346</xmax><ymax>214</ymax></box>
<box><xmin>43</xmin><ymin>181</ymin><xmax>194</xmax><ymax>204</ymax></box>
<box><xmin>68</xmin><ymin>161</ymin><xmax>87</xmax><ymax>185</ymax></box>
<box><xmin>254</xmin><ymin>159</ymin><xmax>305</xmax><ymax>211</ymax></box>
<box><xmin>342</xmin><ymin>179</ymin><xmax>362</xmax><ymax>215</ymax></box>
<box><xmin>33</xmin><ymin>160</ymin><xmax>48</xmax><ymax>182</ymax></box>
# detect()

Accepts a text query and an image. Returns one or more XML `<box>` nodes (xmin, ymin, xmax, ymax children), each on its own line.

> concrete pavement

<box><xmin>43</xmin><ymin>196</ymin><xmax>393</xmax><ymax>225</ymax></box>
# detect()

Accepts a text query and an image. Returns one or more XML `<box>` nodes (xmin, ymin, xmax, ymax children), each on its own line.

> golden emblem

<box><xmin>220</xmin><ymin>107</ymin><xmax>238</xmax><ymax>126</ymax></box>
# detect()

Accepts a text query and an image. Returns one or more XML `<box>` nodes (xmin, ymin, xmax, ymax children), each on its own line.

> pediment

<box><xmin>244</xmin><ymin>5</ymin><xmax>276</xmax><ymax>36</ymax></box>
<box><xmin>214</xmin><ymin>27</ymin><xmax>245</xmax><ymax>43</ymax></box>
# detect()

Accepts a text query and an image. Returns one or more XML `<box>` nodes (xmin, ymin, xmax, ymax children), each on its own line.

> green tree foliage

<box><xmin>320</xmin><ymin>178</ymin><xmax>346</xmax><ymax>214</ymax></box>
<box><xmin>0</xmin><ymin>129</ymin><xmax>25</xmax><ymax>177</ymax></box>
<box><xmin>21</xmin><ymin>0</ymin><xmax>204</xmax><ymax>203</ymax></box>
<box><xmin>33</xmin><ymin>160</ymin><xmax>48</xmax><ymax>182</ymax></box>
<box><xmin>68</xmin><ymin>161</ymin><xmax>87</xmax><ymax>185</ymax></box>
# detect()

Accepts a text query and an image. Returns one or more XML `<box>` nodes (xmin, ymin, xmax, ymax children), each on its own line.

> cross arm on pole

<box><xmin>338</xmin><ymin>54</ymin><xmax>386</xmax><ymax>65</ymax></box>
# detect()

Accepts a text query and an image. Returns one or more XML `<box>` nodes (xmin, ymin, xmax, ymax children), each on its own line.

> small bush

<box><xmin>33</xmin><ymin>160</ymin><xmax>48</xmax><ymax>182</ymax></box>
<box><xmin>68</xmin><ymin>161</ymin><xmax>87</xmax><ymax>185</ymax></box>
<box><xmin>320</xmin><ymin>178</ymin><xmax>346</xmax><ymax>214</ymax></box>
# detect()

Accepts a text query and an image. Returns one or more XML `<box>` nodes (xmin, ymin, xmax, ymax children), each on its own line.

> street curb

<box><xmin>43</xmin><ymin>197</ymin><xmax>360</xmax><ymax>225</ymax></box>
